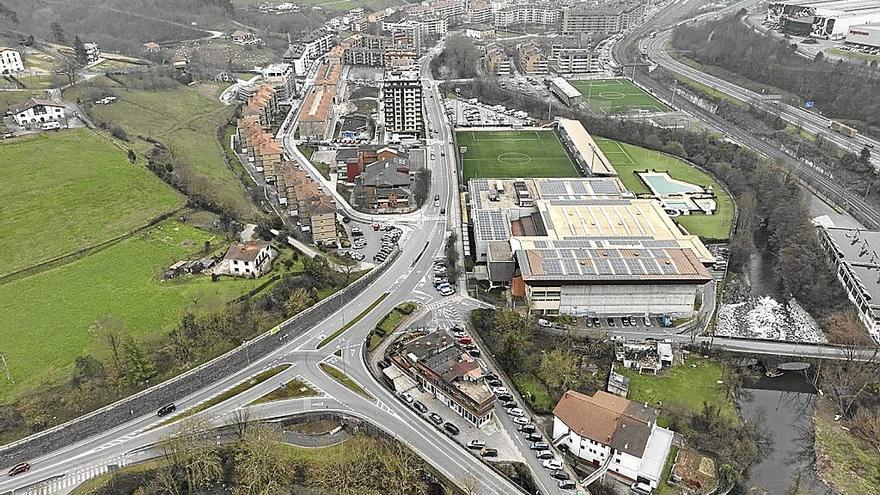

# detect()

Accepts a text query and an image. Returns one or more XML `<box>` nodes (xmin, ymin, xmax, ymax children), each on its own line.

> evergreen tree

<box><xmin>50</xmin><ymin>21</ymin><xmax>64</xmax><ymax>43</ymax></box>
<box><xmin>73</xmin><ymin>36</ymin><xmax>87</xmax><ymax>66</ymax></box>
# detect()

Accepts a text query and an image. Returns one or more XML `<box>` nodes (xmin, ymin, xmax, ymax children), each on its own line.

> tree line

<box><xmin>0</xmin><ymin>253</ymin><xmax>352</xmax><ymax>442</ymax></box>
<box><xmin>671</xmin><ymin>13</ymin><xmax>880</xmax><ymax>137</ymax></box>
<box><xmin>89</xmin><ymin>417</ymin><xmax>433</xmax><ymax>495</ymax></box>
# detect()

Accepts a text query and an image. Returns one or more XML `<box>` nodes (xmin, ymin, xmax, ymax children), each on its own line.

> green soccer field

<box><xmin>456</xmin><ymin>130</ymin><xmax>580</xmax><ymax>181</ymax></box>
<box><xmin>570</xmin><ymin>79</ymin><xmax>671</xmax><ymax>115</ymax></box>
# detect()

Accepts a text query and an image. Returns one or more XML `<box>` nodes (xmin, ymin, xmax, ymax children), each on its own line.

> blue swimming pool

<box><xmin>639</xmin><ymin>172</ymin><xmax>703</xmax><ymax>196</ymax></box>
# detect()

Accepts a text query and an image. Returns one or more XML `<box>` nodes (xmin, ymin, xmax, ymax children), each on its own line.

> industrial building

<box><xmin>815</xmin><ymin>216</ymin><xmax>880</xmax><ymax>342</ymax></box>
<box><xmin>767</xmin><ymin>0</ymin><xmax>880</xmax><ymax>39</ymax></box>
<box><xmin>468</xmin><ymin>173</ymin><xmax>713</xmax><ymax>317</ymax></box>
<box><xmin>381</xmin><ymin>68</ymin><xmax>424</xmax><ymax>137</ymax></box>
<box><xmin>549</xmin><ymin>77</ymin><xmax>583</xmax><ymax>106</ymax></box>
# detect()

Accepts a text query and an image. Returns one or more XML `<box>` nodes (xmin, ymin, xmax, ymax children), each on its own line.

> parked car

<box><xmin>413</xmin><ymin>401</ymin><xmax>428</xmax><ymax>413</ymax></box>
<box><xmin>513</xmin><ymin>416</ymin><xmax>530</xmax><ymax>425</ymax></box>
<box><xmin>506</xmin><ymin>407</ymin><xmax>525</xmax><ymax>417</ymax></box>
<box><xmin>487</xmin><ymin>379</ymin><xmax>503</xmax><ymax>387</ymax></box>
<box><xmin>400</xmin><ymin>392</ymin><xmax>414</xmax><ymax>404</ymax></box>
<box><xmin>443</xmin><ymin>422</ymin><xmax>460</xmax><ymax>435</ymax></box>
<box><xmin>493</xmin><ymin>386</ymin><xmax>509</xmax><ymax>395</ymax></box>
<box><xmin>429</xmin><ymin>413</ymin><xmax>443</xmax><ymax>425</ymax></box>
<box><xmin>467</xmin><ymin>439</ymin><xmax>486</xmax><ymax>450</ymax></box>
<box><xmin>592</xmin><ymin>317</ymin><xmax>601</xmax><ymax>327</ymax></box>
<box><xmin>607</xmin><ymin>317</ymin><xmax>615</xmax><ymax>327</ymax></box>
<box><xmin>157</xmin><ymin>403</ymin><xmax>176</xmax><ymax>417</ymax></box>
<box><xmin>643</xmin><ymin>316</ymin><xmax>652</xmax><ymax>327</ymax></box>
<box><xmin>440</xmin><ymin>287</ymin><xmax>455</xmax><ymax>297</ymax></box>
<box><xmin>557</xmin><ymin>479</ymin><xmax>576</xmax><ymax>489</ymax></box>
<box><xmin>551</xmin><ymin>470</ymin><xmax>570</xmax><ymax>481</ymax></box>
<box><xmin>518</xmin><ymin>423</ymin><xmax>536</xmax><ymax>433</ymax></box>
<box><xmin>535</xmin><ymin>450</ymin><xmax>553</xmax><ymax>460</ymax></box>
<box><xmin>529</xmin><ymin>441</ymin><xmax>550</xmax><ymax>451</ymax></box>
<box><xmin>497</xmin><ymin>393</ymin><xmax>513</xmax><ymax>402</ymax></box>
<box><xmin>526</xmin><ymin>432</ymin><xmax>542</xmax><ymax>442</ymax></box>
<box><xmin>468</xmin><ymin>349</ymin><xmax>480</xmax><ymax>357</ymax></box>
<box><xmin>480</xmin><ymin>448</ymin><xmax>498</xmax><ymax>458</ymax></box>
<box><xmin>7</xmin><ymin>462</ymin><xmax>30</xmax><ymax>477</ymax></box>
<box><xmin>542</xmin><ymin>459</ymin><xmax>563</xmax><ymax>470</ymax></box>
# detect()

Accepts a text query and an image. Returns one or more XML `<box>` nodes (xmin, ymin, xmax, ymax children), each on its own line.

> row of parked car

<box><xmin>373</xmin><ymin>226</ymin><xmax>401</xmax><ymax>263</ymax></box>
<box><xmin>494</xmin><ymin>383</ymin><xmax>577</xmax><ymax>490</ymax></box>
<box><xmin>433</xmin><ymin>258</ymin><xmax>454</xmax><ymax>296</ymax></box>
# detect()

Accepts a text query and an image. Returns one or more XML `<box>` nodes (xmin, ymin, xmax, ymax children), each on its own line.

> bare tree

<box><xmin>233</xmin><ymin>424</ymin><xmax>293</xmax><ymax>495</ymax></box>
<box><xmin>161</xmin><ymin>417</ymin><xmax>224</xmax><ymax>492</ymax></box>
<box><xmin>381</xmin><ymin>440</ymin><xmax>428</xmax><ymax>494</ymax></box>
<box><xmin>459</xmin><ymin>474</ymin><xmax>480</xmax><ymax>495</ymax></box>
<box><xmin>90</xmin><ymin>316</ymin><xmax>126</xmax><ymax>394</ymax></box>
<box><xmin>224</xmin><ymin>406</ymin><xmax>254</xmax><ymax>442</ymax></box>
<box><xmin>821</xmin><ymin>310</ymin><xmax>880</xmax><ymax>417</ymax></box>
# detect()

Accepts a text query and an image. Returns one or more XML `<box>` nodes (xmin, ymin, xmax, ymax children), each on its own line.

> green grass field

<box><xmin>0</xmin><ymin>220</ymin><xmax>267</xmax><ymax>400</ymax></box>
<box><xmin>0</xmin><ymin>129</ymin><xmax>183</xmax><ymax>278</ymax></box>
<box><xmin>457</xmin><ymin>130</ymin><xmax>580</xmax><ymax>181</ymax></box>
<box><xmin>619</xmin><ymin>357</ymin><xmax>738</xmax><ymax>428</ymax></box>
<box><xmin>570</xmin><ymin>79</ymin><xmax>671</xmax><ymax>115</ymax></box>
<box><xmin>82</xmin><ymin>86</ymin><xmax>258</xmax><ymax>219</ymax></box>
<box><xmin>595</xmin><ymin>138</ymin><xmax>734</xmax><ymax>241</ymax></box>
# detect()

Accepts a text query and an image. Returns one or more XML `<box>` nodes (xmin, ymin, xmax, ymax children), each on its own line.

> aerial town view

<box><xmin>1</xmin><ymin>0</ymin><xmax>879</xmax><ymax>494</ymax></box>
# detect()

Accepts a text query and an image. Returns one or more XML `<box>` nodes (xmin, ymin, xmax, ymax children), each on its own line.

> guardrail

<box><xmin>0</xmin><ymin>250</ymin><xmax>400</xmax><ymax>467</ymax></box>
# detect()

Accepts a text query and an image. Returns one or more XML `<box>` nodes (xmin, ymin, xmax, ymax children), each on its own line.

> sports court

<box><xmin>570</xmin><ymin>79</ymin><xmax>671</xmax><ymax>115</ymax></box>
<box><xmin>456</xmin><ymin>130</ymin><xmax>580</xmax><ymax>181</ymax></box>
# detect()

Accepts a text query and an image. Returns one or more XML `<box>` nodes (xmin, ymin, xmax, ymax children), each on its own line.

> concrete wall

<box><xmin>558</xmin><ymin>283</ymin><xmax>698</xmax><ymax>316</ymax></box>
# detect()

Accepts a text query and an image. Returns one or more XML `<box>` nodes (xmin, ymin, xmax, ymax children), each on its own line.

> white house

<box><xmin>83</xmin><ymin>43</ymin><xmax>100</xmax><ymax>63</ymax></box>
<box><xmin>217</xmin><ymin>240</ymin><xmax>276</xmax><ymax>278</ymax></box>
<box><xmin>10</xmin><ymin>98</ymin><xmax>66</xmax><ymax>127</ymax></box>
<box><xmin>552</xmin><ymin>390</ymin><xmax>674</xmax><ymax>493</ymax></box>
<box><xmin>0</xmin><ymin>47</ymin><xmax>24</xmax><ymax>74</ymax></box>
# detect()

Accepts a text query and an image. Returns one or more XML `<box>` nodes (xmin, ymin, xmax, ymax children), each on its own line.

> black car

<box><xmin>484</xmin><ymin>373</ymin><xmax>498</xmax><ymax>381</ymax></box>
<box><xmin>487</xmin><ymin>379</ymin><xmax>503</xmax><ymax>387</ymax></box>
<box><xmin>501</xmin><ymin>400</ymin><xmax>516</xmax><ymax>409</ymax></box>
<box><xmin>557</xmin><ymin>480</ymin><xmax>575</xmax><ymax>490</ymax></box>
<box><xmin>443</xmin><ymin>422</ymin><xmax>460</xmax><ymax>435</ymax></box>
<box><xmin>592</xmin><ymin>317</ymin><xmax>600</xmax><ymax>327</ymax></box>
<box><xmin>429</xmin><ymin>413</ymin><xmax>443</xmax><ymax>425</ymax></box>
<box><xmin>518</xmin><ymin>423</ymin><xmax>536</xmax><ymax>433</ymax></box>
<box><xmin>481</xmin><ymin>448</ymin><xmax>498</xmax><ymax>458</ymax></box>
<box><xmin>468</xmin><ymin>349</ymin><xmax>481</xmax><ymax>357</ymax></box>
<box><xmin>551</xmin><ymin>470</ymin><xmax>570</xmax><ymax>481</ymax></box>
<box><xmin>413</xmin><ymin>401</ymin><xmax>428</xmax><ymax>413</ymax></box>
<box><xmin>606</xmin><ymin>317</ymin><xmax>615</xmax><ymax>327</ymax></box>
<box><xmin>157</xmin><ymin>403</ymin><xmax>176</xmax><ymax>417</ymax></box>
<box><xmin>497</xmin><ymin>393</ymin><xmax>513</xmax><ymax>402</ymax></box>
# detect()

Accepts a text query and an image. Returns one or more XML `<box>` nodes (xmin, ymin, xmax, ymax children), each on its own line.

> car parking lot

<box><xmin>337</xmin><ymin>221</ymin><xmax>403</xmax><ymax>265</ymax></box>
<box><xmin>445</xmin><ymin>98</ymin><xmax>533</xmax><ymax>127</ymax></box>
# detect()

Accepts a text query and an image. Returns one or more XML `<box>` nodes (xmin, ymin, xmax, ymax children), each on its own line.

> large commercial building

<box><xmin>767</xmin><ymin>1</ymin><xmax>880</xmax><ymax>39</ymax></box>
<box><xmin>846</xmin><ymin>23</ymin><xmax>880</xmax><ymax>48</ymax></box>
<box><xmin>815</xmin><ymin>217</ymin><xmax>880</xmax><ymax>342</ymax></box>
<box><xmin>381</xmin><ymin>68</ymin><xmax>424</xmax><ymax>137</ymax></box>
<box><xmin>553</xmin><ymin>390</ymin><xmax>674</xmax><ymax>493</ymax></box>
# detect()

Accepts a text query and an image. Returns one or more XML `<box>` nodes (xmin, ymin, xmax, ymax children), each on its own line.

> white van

<box><xmin>41</xmin><ymin>121</ymin><xmax>62</xmax><ymax>131</ymax></box>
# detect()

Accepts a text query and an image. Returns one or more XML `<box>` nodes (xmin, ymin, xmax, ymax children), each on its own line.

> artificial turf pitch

<box><xmin>569</xmin><ymin>78</ymin><xmax>671</xmax><ymax>115</ymax></box>
<box><xmin>456</xmin><ymin>130</ymin><xmax>579</xmax><ymax>181</ymax></box>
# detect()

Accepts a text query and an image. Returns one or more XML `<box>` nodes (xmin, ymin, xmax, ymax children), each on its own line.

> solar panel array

<box><xmin>475</xmin><ymin>209</ymin><xmax>509</xmax><ymax>241</ymax></box>
<box><xmin>518</xmin><ymin>246</ymin><xmax>705</xmax><ymax>281</ymax></box>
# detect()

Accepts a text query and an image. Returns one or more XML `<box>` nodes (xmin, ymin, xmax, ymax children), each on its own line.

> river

<box><xmin>735</xmin><ymin>371</ymin><xmax>829</xmax><ymax>495</ymax></box>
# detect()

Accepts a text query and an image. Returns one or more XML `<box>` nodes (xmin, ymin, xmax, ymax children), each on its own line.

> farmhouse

<box><xmin>0</xmin><ymin>47</ymin><xmax>24</xmax><ymax>74</ymax></box>
<box><xmin>553</xmin><ymin>390</ymin><xmax>674</xmax><ymax>492</ymax></box>
<box><xmin>217</xmin><ymin>240</ymin><xmax>276</xmax><ymax>278</ymax></box>
<box><xmin>10</xmin><ymin>98</ymin><xmax>66</xmax><ymax>127</ymax></box>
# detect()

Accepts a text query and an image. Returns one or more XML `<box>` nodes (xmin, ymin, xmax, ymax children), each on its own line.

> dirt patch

<box><xmin>289</xmin><ymin>419</ymin><xmax>340</xmax><ymax>435</ymax></box>
<box><xmin>670</xmin><ymin>447</ymin><xmax>718</xmax><ymax>494</ymax></box>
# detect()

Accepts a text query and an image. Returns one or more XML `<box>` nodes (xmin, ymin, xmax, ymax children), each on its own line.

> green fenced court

<box><xmin>456</xmin><ymin>130</ymin><xmax>580</xmax><ymax>181</ymax></box>
<box><xmin>570</xmin><ymin>78</ymin><xmax>671</xmax><ymax>115</ymax></box>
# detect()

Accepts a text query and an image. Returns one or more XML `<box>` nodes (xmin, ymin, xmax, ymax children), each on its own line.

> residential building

<box><xmin>142</xmin><ymin>42</ymin><xmax>161</xmax><ymax>53</ymax></box>
<box><xmin>83</xmin><ymin>43</ymin><xmax>100</xmax><ymax>63</ymax></box>
<box><xmin>465</xmin><ymin>25</ymin><xmax>497</xmax><ymax>39</ymax></box>
<box><xmin>297</xmin><ymin>84</ymin><xmax>336</xmax><ymax>141</ymax></box>
<box><xmin>230</xmin><ymin>30</ymin><xmax>260</xmax><ymax>45</ymax></box>
<box><xmin>355</xmin><ymin>154</ymin><xmax>417</xmax><ymax>212</ymax></box>
<box><xmin>381</xmin><ymin>68</ymin><xmax>424</xmax><ymax>137</ymax></box>
<box><xmin>815</xmin><ymin>216</ymin><xmax>880</xmax><ymax>342</ymax></box>
<box><xmin>385</xmin><ymin>20</ymin><xmax>423</xmax><ymax>54</ymax></box>
<box><xmin>549</xmin><ymin>77</ymin><xmax>583</xmax><ymax>106</ymax></box>
<box><xmin>309</xmin><ymin>196</ymin><xmax>337</xmax><ymax>245</ymax></box>
<box><xmin>550</xmin><ymin>43</ymin><xmax>597</xmax><ymax>73</ymax></box>
<box><xmin>218</xmin><ymin>240</ymin><xmax>276</xmax><ymax>278</ymax></box>
<box><xmin>276</xmin><ymin>163</ymin><xmax>337</xmax><ymax>244</ymax></box>
<box><xmin>484</xmin><ymin>43</ymin><xmax>511</xmax><ymax>75</ymax></box>
<box><xmin>10</xmin><ymin>98</ymin><xmax>66</xmax><ymax>127</ymax></box>
<box><xmin>0</xmin><ymin>47</ymin><xmax>23</xmax><ymax>74</ymax></box>
<box><xmin>466</xmin><ymin>0</ymin><xmax>495</xmax><ymax>24</ymax></box>
<box><xmin>553</xmin><ymin>390</ymin><xmax>674</xmax><ymax>492</ymax></box>
<box><xmin>389</xmin><ymin>330</ymin><xmax>495</xmax><ymax>426</ymax></box>
<box><xmin>561</xmin><ymin>3</ymin><xmax>646</xmax><ymax>34</ymax></box>
<box><xmin>283</xmin><ymin>30</ymin><xmax>335</xmax><ymax>75</ymax></box>
<box><xmin>259</xmin><ymin>63</ymin><xmax>297</xmax><ymax>100</ymax></box>
<box><xmin>419</xmin><ymin>15</ymin><xmax>449</xmax><ymax>37</ymax></box>
<box><xmin>493</xmin><ymin>3</ymin><xmax>561</xmax><ymax>28</ymax></box>
<box><xmin>517</xmin><ymin>42</ymin><xmax>548</xmax><ymax>74</ymax></box>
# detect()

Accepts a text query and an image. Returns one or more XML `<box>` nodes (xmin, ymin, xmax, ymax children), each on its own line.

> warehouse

<box><xmin>549</xmin><ymin>77</ymin><xmax>583</xmax><ymax>106</ymax></box>
<box><xmin>767</xmin><ymin>0</ymin><xmax>880</xmax><ymax>39</ymax></box>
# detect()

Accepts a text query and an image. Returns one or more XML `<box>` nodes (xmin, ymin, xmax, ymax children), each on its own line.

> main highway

<box><xmin>0</xmin><ymin>42</ymin><xmax>542</xmax><ymax>495</ymax></box>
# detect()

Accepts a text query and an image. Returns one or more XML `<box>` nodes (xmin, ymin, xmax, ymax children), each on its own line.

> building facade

<box><xmin>0</xmin><ymin>47</ymin><xmax>23</xmax><ymax>74</ymax></box>
<box><xmin>381</xmin><ymin>68</ymin><xmax>424</xmax><ymax>137</ymax></box>
<box><xmin>11</xmin><ymin>98</ymin><xmax>66</xmax><ymax>126</ymax></box>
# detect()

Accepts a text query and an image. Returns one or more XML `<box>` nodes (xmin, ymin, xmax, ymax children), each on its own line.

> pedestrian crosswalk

<box><xmin>20</xmin><ymin>456</ymin><xmax>130</xmax><ymax>495</ymax></box>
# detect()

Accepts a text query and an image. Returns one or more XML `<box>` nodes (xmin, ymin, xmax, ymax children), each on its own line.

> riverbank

<box><xmin>813</xmin><ymin>398</ymin><xmax>880</xmax><ymax>495</ymax></box>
